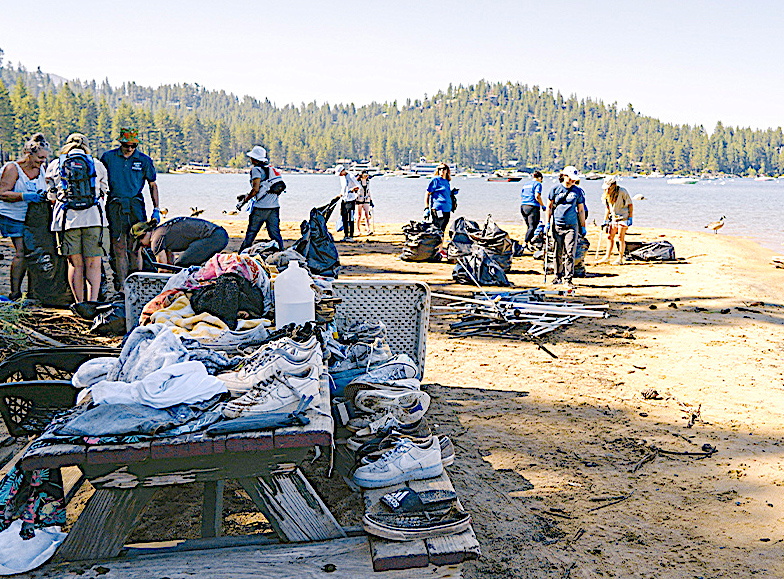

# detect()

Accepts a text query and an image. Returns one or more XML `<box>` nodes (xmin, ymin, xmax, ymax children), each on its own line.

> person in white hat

<box><xmin>544</xmin><ymin>166</ymin><xmax>586</xmax><ymax>289</ymax></box>
<box><xmin>336</xmin><ymin>165</ymin><xmax>360</xmax><ymax>241</ymax></box>
<box><xmin>237</xmin><ymin>145</ymin><xmax>285</xmax><ymax>251</ymax></box>
<box><xmin>599</xmin><ymin>175</ymin><xmax>633</xmax><ymax>264</ymax></box>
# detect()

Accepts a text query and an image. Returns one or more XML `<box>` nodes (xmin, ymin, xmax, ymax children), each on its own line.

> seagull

<box><xmin>633</xmin><ymin>194</ymin><xmax>646</xmax><ymax>200</ymax></box>
<box><xmin>222</xmin><ymin>210</ymin><xmax>239</xmax><ymax>216</ymax></box>
<box><xmin>705</xmin><ymin>215</ymin><xmax>725</xmax><ymax>234</ymax></box>
<box><xmin>191</xmin><ymin>207</ymin><xmax>204</xmax><ymax>217</ymax></box>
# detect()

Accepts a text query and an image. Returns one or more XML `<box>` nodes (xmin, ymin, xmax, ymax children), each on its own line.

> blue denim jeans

<box><xmin>240</xmin><ymin>207</ymin><xmax>283</xmax><ymax>251</ymax></box>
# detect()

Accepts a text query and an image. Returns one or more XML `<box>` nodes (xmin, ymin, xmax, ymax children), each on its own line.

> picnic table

<box><xmin>16</xmin><ymin>373</ymin><xmax>344</xmax><ymax>562</ymax></box>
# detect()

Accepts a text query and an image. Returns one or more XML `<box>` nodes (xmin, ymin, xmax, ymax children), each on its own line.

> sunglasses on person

<box><xmin>121</xmin><ymin>143</ymin><xmax>138</xmax><ymax>149</ymax></box>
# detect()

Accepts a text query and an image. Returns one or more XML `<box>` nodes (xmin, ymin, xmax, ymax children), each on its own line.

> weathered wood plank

<box><xmin>18</xmin><ymin>442</ymin><xmax>85</xmax><ymax>471</ymax></box>
<box><xmin>85</xmin><ymin>441</ymin><xmax>151</xmax><ymax>465</ymax></box>
<box><xmin>61</xmin><ymin>465</ymin><xmax>85</xmax><ymax>504</ymax></box>
<box><xmin>150</xmin><ymin>432</ymin><xmax>219</xmax><ymax>460</ymax></box>
<box><xmin>201</xmin><ymin>480</ymin><xmax>224</xmax><ymax>538</ymax></box>
<box><xmin>238</xmin><ymin>475</ymin><xmax>302</xmax><ymax>541</ymax></box>
<box><xmin>54</xmin><ymin>486</ymin><xmax>158</xmax><ymax>562</ymax></box>
<box><xmin>224</xmin><ymin>429</ymin><xmax>274</xmax><ymax>453</ymax></box>
<box><xmin>22</xmin><ymin>536</ymin><xmax>463</xmax><ymax>579</ymax></box>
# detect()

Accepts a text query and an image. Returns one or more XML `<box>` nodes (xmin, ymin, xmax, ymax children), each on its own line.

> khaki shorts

<box><xmin>57</xmin><ymin>227</ymin><xmax>109</xmax><ymax>257</ymax></box>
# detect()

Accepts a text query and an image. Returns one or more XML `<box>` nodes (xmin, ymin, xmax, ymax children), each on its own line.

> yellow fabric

<box><xmin>149</xmin><ymin>295</ymin><xmax>264</xmax><ymax>341</ymax></box>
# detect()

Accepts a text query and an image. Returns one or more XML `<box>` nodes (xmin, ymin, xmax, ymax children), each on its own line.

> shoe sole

<box><xmin>352</xmin><ymin>462</ymin><xmax>444</xmax><ymax>489</ymax></box>
<box><xmin>362</xmin><ymin>512</ymin><xmax>471</xmax><ymax>541</ymax></box>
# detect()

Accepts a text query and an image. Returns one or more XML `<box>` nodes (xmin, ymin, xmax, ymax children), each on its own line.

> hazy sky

<box><xmin>2</xmin><ymin>0</ymin><xmax>782</xmax><ymax>131</ymax></box>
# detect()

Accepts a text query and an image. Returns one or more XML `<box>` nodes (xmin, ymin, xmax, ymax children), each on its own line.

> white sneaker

<box><xmin>218</xmin><ymin>342</ymin><xmax>322</xmax><ymax>396</ymax></box>
<box><xmin>352</xmin><ymin>437</ymin><xmax>443</xmax><ymax>489</ymax></box>
<box><xmin>349</xmin><ymin>354</ymin><xmax>420</xmax><ymax>383</ymax></box>
<box><xmin>353</xmin><ymin>412</ymin><xmax>403</xmax><ymax>438</ymax></box>
<box><xmin>199</xmin><ymin>323</ymin><xmax>270</xmax><ymax>352</ymax></box>
<box><xmin>329</xmin><ymin>338</ymin><xmax>393</xmax><ymax>374</ymax></box>
<box><xmin>354</xmin><ymin>388</ymin><xmax>430</xmax><ymax>419</ymax></box>
<box><xmin>221</xmin><ymin>365</ymin><xmax>321</xmax><ymax>419</ymax></box>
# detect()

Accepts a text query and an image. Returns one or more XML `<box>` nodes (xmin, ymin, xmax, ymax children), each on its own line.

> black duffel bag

<box><xmin>629</xmin><ymin>241</ymin><xmax>676</xmax><ymax>261</ymax></box>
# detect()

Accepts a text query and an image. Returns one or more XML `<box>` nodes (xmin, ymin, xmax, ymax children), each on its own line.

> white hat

<box><xmin>603</xmin><ymin>175</ymin><xmax>618</xmax><ymax>188</ymax></box>
<box><xmin>561</xmin><ymin>166</ymin><xmax>579</xmax><ymax>180</ymax></box>
<box><xmin>246</xmin><ymin>146</ymin><xmax>268</xmax><ymax>162</ymax></box>
<box><xmin>334</xmin><ymin>164</ymin><xmax>346</xmax><ymax>175</ymax></box>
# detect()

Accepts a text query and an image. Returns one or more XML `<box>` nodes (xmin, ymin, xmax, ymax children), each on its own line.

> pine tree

<box><xmin>0</xmin><ymin>80</ymin><xmax>14</xmax><ymax>162</ymax></box>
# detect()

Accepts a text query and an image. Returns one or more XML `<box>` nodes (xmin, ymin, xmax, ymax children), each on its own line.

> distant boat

<box><xmin>667</xmin><ymin>177</ymin><xmax>699</xmax><ymax>185</ymax></box>
<box><xmin>584</xmin><ymin>172</ymin><xmax>604</xmax><ymax>180</ymax></box>
<box><xmin>487</xmin><ymin>176</ymin><xmax>522</xmax><ymax>182</ymax></box>
<box><xmin>409</xmin><ymin>157</ymin><xmax>457</xmax><ymax>176</ymax></box>
<box><xmin>755</xmin><ymin>175</ymin><xmax>776</xmax><ymax>181</ymax></box>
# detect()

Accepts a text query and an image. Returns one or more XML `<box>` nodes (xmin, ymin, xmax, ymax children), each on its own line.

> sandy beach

<box><xmin>3</xmin><ymin>219</ymin><xmax>783</xmax><ymax>578</ymax></box>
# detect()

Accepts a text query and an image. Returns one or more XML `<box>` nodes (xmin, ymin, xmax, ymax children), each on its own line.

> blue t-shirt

<box><xmin>520</xmin><ymin>180</ymin><xmax>543</xmax><ymax>206</ymax></box>
<box><xmin>548</xmin><ymin>184</ymin><xmax>585</xmax><ymax>227</ymax></box>
<box><xmin>427</xmin><ymin>177</ymin><xmax>453</xmax><ymax>212</ymax></box>
<box><xmin>100</xmin><ymin>148</ymin><xmax>156</xmax><ymax>200</ymax></box>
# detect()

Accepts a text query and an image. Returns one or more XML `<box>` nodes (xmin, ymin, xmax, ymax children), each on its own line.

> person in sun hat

<box><xmin>237</xmin><ymin>145</ymin><xmax>286</xmax><ymax>251</ymax></box>
<box><xmin>544</xmin><ymin>166</ymin><xmax>586</xmax><ymax>289</ymax></box>
<box><xmin>44</xmin><ymin>133</ymin><xmax>109</xmax><ymax>303</ymax></box>
<box><xmin>599</xmin><ymin>174</ymin><xmax>633</xmax><ymax>264</ymax></box>
<box><xmin>99</xmin><ymin>127</ymin><xmax>160</xmax><ymax>291</ymax></box>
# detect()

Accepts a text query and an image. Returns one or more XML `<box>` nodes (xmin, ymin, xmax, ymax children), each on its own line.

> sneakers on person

<box><xmin>363</xmin><ymin>506</ymin><xmax>471</xmax><ymax>541</ymax></box>
<box><xmin>218</xmin><ymin>346</ymin><xmax>322</xmax><ymax>396</ymax></box>
<box><xmin>352</xmin><ymin>437</ymin><xmax>443</xmax><ymax>489</ymax></box>
<box><xmin>221</xmin><ymin>363</ymin><xmax>321</xmax><ymax>418</ymax></box>
<box><xmin>563</xmin><ymin>280</ymin><xmax>576</xmax><ymax>290</ymax></box>
<box><xmin>611</xmin><ymin>258</ymin><xmax>624</xmax><ymax>265</ymax></box>
<box><xmin>354</xmin><ymin>388</ymin><xmax>430</xmax><ymax>417</ymax></box>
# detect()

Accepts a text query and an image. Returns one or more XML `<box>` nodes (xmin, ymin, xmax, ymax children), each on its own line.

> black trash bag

<box><xmin>468</xmin><ymin>216</ymin><xmax>514</xmax><ymax>272</ymax></box>
<box><xmin>629</xmin><ymin>241</ymin><xmax>676</xmax><ymax>262</ymax></box>
<box><xmin>573</xmin><ymin>235</ymin><xmax>591</xmax><ymax>278</ymax></box>
<box><xmin>89</xmin><ymin>301</ymin><xmax>126</xmax><ymax>336</ymax></box>
<box><xmin>400</xmin><ymin>221</ymin><xmax>443</xmax><ymax>262</ymax></box>
<box><xmin>452</xmin><ymin>247</ymin><xmax>511</xmax><ymax>287</ymax></box>
<box><xmin>446</xmin><ymin>217</ymin><xmax>480</xmax><ymax>262</ymax></box>
<box><xmin>191</xmin><ymin>272</ymin><xmax>266</xmax><ymax>329</ymax></box>
<box><xmin>293</xmin><ymin>204</ymin><xmax>340</xmax><ymax>278</ymax></box>
<box><xmin>23</xmin><ymin>201</ymin><xmax>73</xmax><ymax>306</ymax></box>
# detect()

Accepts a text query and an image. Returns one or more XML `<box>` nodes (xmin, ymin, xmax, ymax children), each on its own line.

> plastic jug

<box><xmin>274</xmin><ymin>260</ymin><xmax>315</xmax><ymax>329</ymax></box>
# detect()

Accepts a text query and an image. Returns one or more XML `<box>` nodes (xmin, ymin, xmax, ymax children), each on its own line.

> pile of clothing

<box><xmin>399</xmin><ymin>221</ymin><xmax>443</xmax><ymax>262</ymax></box>
<box><xmin>326</xmin><ymin>321</ymin><xmax>470</xmax><ymax>542</ymax></box>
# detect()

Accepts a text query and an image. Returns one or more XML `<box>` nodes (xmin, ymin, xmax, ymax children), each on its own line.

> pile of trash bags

<box><xmin>446</xmin><ymin>216</ymin><xmax>514</xmax><ymax>272</ymax></box>
<box><xmin>400</xmin><ymin>221</ymin><xmax>443</xmax><ymax>262</ymax></box>
<box><xmin>452</xmin><ymin>247</ymin><xmax>511</xmax><ymax>287</ymax></box>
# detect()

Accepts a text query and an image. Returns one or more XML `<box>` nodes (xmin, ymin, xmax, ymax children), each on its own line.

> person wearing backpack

<box><xmin>100</xmin><ymin>127</ymin><xmax>160</xmax><ymax>292</ymax></box>
<box><xmin>237</xmin><ymin>146</ymin><xmax>285</xmax><ymax>251</ymax></box>
<box><xmin>45</xmin><ymin>133</ymin><xmax>109</xmax><ymax>303</ymax></box>
<box><xmin>0</xmin><ymin>133</ymin><xmax>50</xmax><ymax>300</ymax></box>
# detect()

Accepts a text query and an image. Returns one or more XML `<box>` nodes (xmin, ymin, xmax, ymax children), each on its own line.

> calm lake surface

<box><xmin>155</xmin><ymin>173</ymin><xmax>784</xmax><ymax>252</ymax></box>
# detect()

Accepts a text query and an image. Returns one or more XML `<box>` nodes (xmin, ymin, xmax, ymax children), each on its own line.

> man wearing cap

<box><xmin>99</xmin><ymin>128</ymin><xmax>160</xmax><ymax>291</ymax></box>
<box><xmin>45</xmin><ymin>133</ymin><xmax>109</xmax><ymax>303</ymax></box>
<box><xmin>237</xmin><ymin>145</ymin><xmax>285</xmax><ymax>251</ymax></box>
<box><xmin>544</xmin><ymin>166</ymin><xmax>586</xmax><ymax>289</ymax></box>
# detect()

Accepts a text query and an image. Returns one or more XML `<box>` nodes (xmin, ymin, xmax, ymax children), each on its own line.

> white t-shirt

<box><xmin>340</xmin><ymin>173</ymin><xmax>360</xmax><ymax>202</ymax></box>
<box><xmin>46</xmin><ymin>152</ymin><xmax>109</xmax><ymax>231</ymax></box>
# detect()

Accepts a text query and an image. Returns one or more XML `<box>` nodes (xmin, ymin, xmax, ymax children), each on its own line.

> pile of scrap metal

<box><xmin>432</xmin><ymin>288</ymin><xmax>608</xmax><ymax>343</ymax></box>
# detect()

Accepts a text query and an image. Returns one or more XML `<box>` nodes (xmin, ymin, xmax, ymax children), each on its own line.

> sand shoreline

<box><xmin>2</xmin><ymin>221</ymin><xmax>783</xmax><ymax>578</ymax></box>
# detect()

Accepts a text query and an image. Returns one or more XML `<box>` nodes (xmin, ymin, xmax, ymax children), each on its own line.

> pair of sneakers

<box><xmin>218</xmin><ymin>336</ymin><xmax>322</xmax><ymax>396</ymax></box>
<box><xmin>352</xmin><ymin>436</ymin><xmax>443</xmax><ymax>489</ymax></box>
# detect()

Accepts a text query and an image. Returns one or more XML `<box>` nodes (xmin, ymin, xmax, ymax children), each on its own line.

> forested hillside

<box><xmin>0</xmin><ymin>50</ymin><xmax>782</xmax><ymax>175</ymax></box>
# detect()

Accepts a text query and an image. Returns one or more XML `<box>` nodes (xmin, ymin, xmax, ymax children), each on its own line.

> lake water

<box><xmin>155</xmin><ymin>173</ymin><xmax>784</xmax><ymax>252</ymax></box>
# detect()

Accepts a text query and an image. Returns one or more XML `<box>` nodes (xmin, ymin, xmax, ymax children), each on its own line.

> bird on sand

<box><xmin>633</xmin><ymin>194</ymin><xmax>646</xmax><ymax>200</ymax></box>
<box><xmin>190</xmin><ymin>207</ymin><xmax>204</xmax><ymax>217</ymax></box>
<box><xmin>705</xmin><ymin>216</ymin><xmax>725</xmax><ymax>234</ymax></box>
<box><xmin>222</xmin><ymin>210</ymin><xmax>239</xmax><ymax>216</ymax></box>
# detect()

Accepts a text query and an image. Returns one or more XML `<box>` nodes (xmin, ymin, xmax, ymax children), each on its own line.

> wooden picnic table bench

<box><xmin>16</xmin><ymin>374</ymin><xmax>346</xmax><ymax>562</ymax></box>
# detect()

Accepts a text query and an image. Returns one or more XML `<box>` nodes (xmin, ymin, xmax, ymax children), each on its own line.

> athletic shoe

<box><xmin>342</xmin><ymin>354</ymin><xmax>420</xmax><ymax>402</ymax></box>
<box><xmin>352</xmin><ymin>437</ymin><xmax>443</xmax><ymax>489</ymax></box>
<box><xmin>218</xmin><ymin>350</ymin><xmax>322</xmax><ymax>396</ymax></box>
<box><xmin>363</xmin><ymin>506</ymin><xmax>471</xmax><ymax>541</ymax></box>
<box><xmin>563</xmin><ymin>280</ymin><xmax>576</xmax><ymax>290</ymax></box>
<box><xmin>360</xmin><ymin>434</ymin><xmax>453</xmax><ymax>467</ymax></box>
<box><xmin>342</xmin><ymin>321</ymin><xmax>387</xmax><ymax>344</ymax></box>
<box><xmin>551</xmin><ymin>277</ymin><xmax>562</xmax><ymax>285</ymax></box>
<box><xmin>221</xmin><ymin>363</ymin><xmax>321</xmax><ymax>419</ymax></box>
<box><xmin>346</xmin><ymin>415</ymin><xmax>428</xmax><ymax>451</ymax></box>
<box><xmin>329</xmin><ymin>338</ymin><xmax>393</xmax><ymax>374</ymax></box>
<box><xmin>353</xmin><ymin>419</ymin><xmax>433</xmax><ymax>457</ymax></box>
<box><xmin>354</xmin><ymin>388</ymin><xmax>430</xmax><ymax>417</ymax></box>
<box><xmin>200</xmin><ymin>323</ymin><xmax>270</xmax><ymax>352</ymax></box>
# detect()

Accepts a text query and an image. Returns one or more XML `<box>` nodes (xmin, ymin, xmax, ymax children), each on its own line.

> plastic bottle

<box><xmin>274</xmin><ymin>260</ymin><xmax>315</xmax><ymax>329</ymax></box>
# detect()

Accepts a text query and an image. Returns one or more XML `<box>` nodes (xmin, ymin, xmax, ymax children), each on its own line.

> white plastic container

<box><xmin>274</xmin><ymin>260</ymin><xmax>315</xmax><ymax>329</ymax></box>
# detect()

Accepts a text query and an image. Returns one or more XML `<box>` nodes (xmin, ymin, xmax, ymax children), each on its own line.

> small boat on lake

<box><xmin>754</xmin><ymin>175</ymin><xmax>776</xmax><ymax>181</ymax></box>
<box><xmin>667</xmin><ymin>177</ymin><xmax>699</xmax><ymax>185</ymax></box>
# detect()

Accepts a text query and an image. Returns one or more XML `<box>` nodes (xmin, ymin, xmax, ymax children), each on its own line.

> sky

<box><xmin>2</xmin><ymin>0</ymin><xmax>782</xmax><ymax>131</ymax></box>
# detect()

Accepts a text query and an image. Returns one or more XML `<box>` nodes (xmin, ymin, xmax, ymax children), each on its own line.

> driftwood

<box><xmin>587</xmin><ymin>491</ymin><xmax>635</xmax><ymax>512</ymax></box>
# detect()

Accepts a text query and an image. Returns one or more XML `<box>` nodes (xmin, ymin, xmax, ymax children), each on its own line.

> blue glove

<box><xmin>22</xmin><ymin>191</ymin><xmax>46</xmax><ymax>203</ymax></box>
<box><xmin>151</xmin><ymin>208</ymin><xmax>161</xmax><ymax>222</ymax></box>
<box><xmin>543</xmin><ymin>222</ymin><xmax>551</xmax><ymax>233</ymax></box>
<box><xmin>627</xmin><ymin>217</ymin><xmax>633</xmax><ymax>226</ymax></box>
<box><xmin>579</xmin><ymin>225</ymin><xmax>587</xmax><ymax>237</ymax></box>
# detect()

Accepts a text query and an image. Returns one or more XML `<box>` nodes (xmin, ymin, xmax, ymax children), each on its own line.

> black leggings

<box><xmin>341</xmin><ymin>200</ymin><xmax>355</xmax><ymax>238</ymax></box>
<box><xmin>174</xmin><ymin>227</ymin><xmax>229</xmax><ymax>267</ymax></box>
<box><xmin>520</xmin><ymin>204</ymin><xmax>541</xmax><ymax>244</ymax></box>
<box><xmin>430</xmin><ymin>210</ymin><xmax>451</xmax><ymax>233</ymax></box>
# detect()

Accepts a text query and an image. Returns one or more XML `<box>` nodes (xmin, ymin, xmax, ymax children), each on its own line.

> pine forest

<box><xmin>0</xmin><ymin>52</ymin><xmax>782</xmax><ymax>176</ymax></box>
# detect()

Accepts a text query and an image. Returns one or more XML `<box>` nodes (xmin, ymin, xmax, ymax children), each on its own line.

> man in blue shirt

<box><xmin>520</xmin><ymin>170</ymin><xmax>544</xmax><ymax>250</ymax></box>
<box><xmin>544</xmin><ymin>166</ymin><xmax>586</xmax><ymax>289</ymax></box>
<box><xmin>100</xmin><ymin>127</ymin><xmax>160</xmax><ymax>291</ymax></box>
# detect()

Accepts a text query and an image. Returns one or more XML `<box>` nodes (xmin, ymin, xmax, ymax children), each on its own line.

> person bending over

<box><xmin>0</xmin><ymin>133</ymin><xmax>50</xmax><ymax>300</ymax></box>
<box><xmin>599</xmin><ymin>175</ymin><xmax>633</xmax><ymax>265</ymax></box>
<box><xmin>131</xmin><ymin>216</ymin><xmax>228</xmax><ymax>270</ymax></box>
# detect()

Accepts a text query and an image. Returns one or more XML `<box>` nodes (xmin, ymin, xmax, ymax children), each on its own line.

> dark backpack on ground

<box><xmin>293</xmin><ymin>205</ymin><xmax>340</xmax><ymax>277</ymax></box>
<box><xmin>452</xmin><ymin>247</ymin><xmax>510</xmax><ymax>287</ymax></box>
<box><xmin>629</xmin><ymin>241</ymin><xmax>676</xmax><ymax>261</ymax></box>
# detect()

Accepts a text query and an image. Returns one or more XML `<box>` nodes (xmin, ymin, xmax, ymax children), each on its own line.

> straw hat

<box><xmin>61</xmin><ymin>133</ymin><xmax>91</xmax><ymax>155</ymax></box>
